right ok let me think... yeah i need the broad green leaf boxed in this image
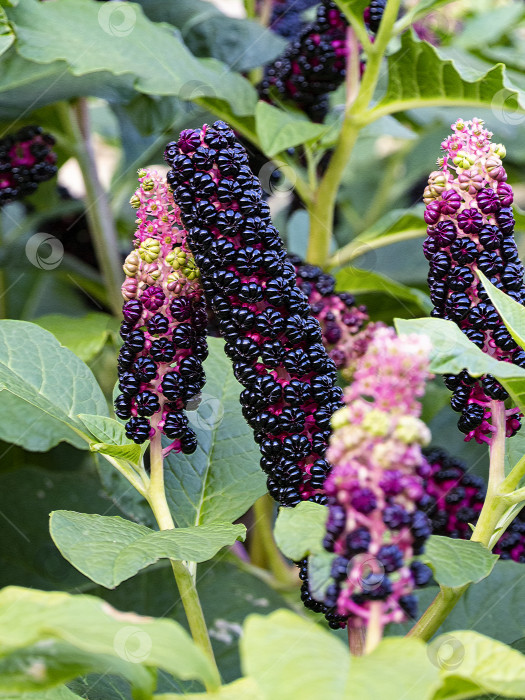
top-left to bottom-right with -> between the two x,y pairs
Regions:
366,32 -> 525,123
0,587 -> 218,692
433,631 -> 525,699
7,0 -> 256,117
349,638 -> 441,700
0,320 -> 107,451
0,49 -> 135,121
155,677 -> 263,700
423,536 -> 498,588
456,4 -> 525,50
0,687 -> 82,699
255,102 -> 328,158
476,270 -> 525,351
78,415 -> 144,465
35,313 -> 116,362
0,6 -> 14,56
242,610 -> 351,700
273,501 -> 327,560
501,377 -> 525,417
141,0 -> 286,72
97,557 -> 294,688
395,317 -> 525,380
50,511 -> 246,588
164,337 -> 266,528
336,267 -> 433,314
307,550 -> 336,602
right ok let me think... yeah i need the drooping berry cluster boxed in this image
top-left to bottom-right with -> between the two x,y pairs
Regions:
164,121 -> 342,507
266,0 -> 318,39
420,447 -> 525,563
287,254 -> 369,372
258,1 -> 353,122
304,327 -> 434,629
424,119 -> 524,443
115,169 -> 207,452
364,0 -> 387,33
0,126 -> 57,207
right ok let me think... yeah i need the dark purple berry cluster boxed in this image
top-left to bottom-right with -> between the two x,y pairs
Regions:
287,254 -> 369,370
0,126 -> 57,207
258,1 -> 351,122
266,0 -> 318,39
164,120 -> 342,507
421,447 -> 525,563
364,0 -> 387,33
424,119 -> 524,443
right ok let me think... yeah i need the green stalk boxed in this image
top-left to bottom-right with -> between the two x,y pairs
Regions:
328,227 -> 426,268
58,100 -> 124,316
250,494 -> 297,585
147,433 -> 220,690
306,0 -> 402,267
408,401 -> 508,641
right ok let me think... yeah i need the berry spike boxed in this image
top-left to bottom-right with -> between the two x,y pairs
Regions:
303,327 -> 433,629
164,121 -> 342,507
0,126 -> 57,207
424,118 -> 524,443
258,1 -> 359,122
116,169 -> 207,454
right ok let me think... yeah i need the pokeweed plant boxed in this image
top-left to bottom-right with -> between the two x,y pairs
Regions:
2,0 -> 525,698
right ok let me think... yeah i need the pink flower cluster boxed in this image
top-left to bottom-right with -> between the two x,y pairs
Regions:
115,169 -> 208,453
321,327 -> 434,629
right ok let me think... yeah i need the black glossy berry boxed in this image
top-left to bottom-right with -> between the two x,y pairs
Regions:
180,430 -> 198,454
162,372 -> 185,401
458,403 -> 485,433
170,299 -> 191,322
163,411 -> 188,439
125,416 -> 150,444
134,390 -> 160,417
450,237 -> 478,264
133,356 -> 158,381
114,394 -> 132,419
147,313 -> 169,336
126,330 -> 145,352
118,371 -> 140,397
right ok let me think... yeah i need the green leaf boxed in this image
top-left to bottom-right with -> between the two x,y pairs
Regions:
307,550 -> 336,602
366,32 -> 525,122
457,3 -> 525,50
395,317 -> 525,380
164,337 -> 266,528
7,0 -> 257,117
336,267 -> 433,315
35,313 -> 116,362
0,6 -> 14,56
155,677 -> 263,700
255,102 -> 328,158
50,511 -> 246,589
476,270 -> 525,351
78,414 -> 144,465
273,501 -> 327,560
242,610 -> 351,700
141,0 -> 286,72
0,586 -> 217,692
423,536 -> 498,588
432,631 -> 525,699
0,320 -> 107,451
0,688 -> 82,699
349,638 -> 441,700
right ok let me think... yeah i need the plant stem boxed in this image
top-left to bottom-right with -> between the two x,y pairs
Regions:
328,227 -> 427,268
408,401 -> 508,641
147,433 -> 220,690
364,602 -> 383,654
306,0 -> 402,267
244,0 -> 256,19
250,494 -> 296,585
348,627 -> 366,656
62,100 -> 123,317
